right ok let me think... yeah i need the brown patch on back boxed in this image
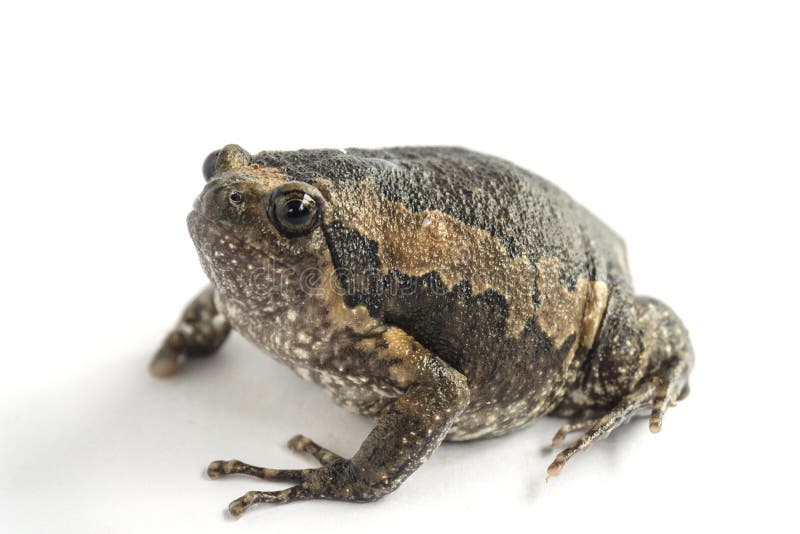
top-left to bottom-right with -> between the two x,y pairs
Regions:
535,257 -> 609,370
317,179 -> 609,346
319,179 -> 537,335
581,282 -> 609,348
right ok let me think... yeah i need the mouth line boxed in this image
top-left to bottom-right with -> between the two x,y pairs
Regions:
187,209 -> 237,239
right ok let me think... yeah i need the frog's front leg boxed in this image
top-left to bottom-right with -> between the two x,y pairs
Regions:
207,327 -> 470,516
150,285 -> 231,377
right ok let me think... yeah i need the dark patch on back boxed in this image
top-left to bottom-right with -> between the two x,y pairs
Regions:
322,220 -> 385,315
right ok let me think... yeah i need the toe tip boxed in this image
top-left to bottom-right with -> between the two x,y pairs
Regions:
149,348 -> 179,378
287,434 -> 310,451
207,460 -> 224,479
649,420 -> 662,433
547,454 -> 565,478
228,492 -> 256,518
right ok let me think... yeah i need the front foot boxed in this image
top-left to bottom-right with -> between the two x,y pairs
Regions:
228,487 -> 310,517
207,327 -> 468,516
207,434 -> 342,481
208,435 -> 379,517
150,285 -> 230,377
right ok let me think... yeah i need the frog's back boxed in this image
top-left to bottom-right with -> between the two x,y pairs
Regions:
252,146 -> 628,285
252,146 -> 629,439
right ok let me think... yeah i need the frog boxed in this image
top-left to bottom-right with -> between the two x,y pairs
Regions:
150,144 -> 693,517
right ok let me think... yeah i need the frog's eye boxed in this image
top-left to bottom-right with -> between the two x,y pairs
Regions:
268,182 -> 322,236
202,145 -> 250,181
202,150 -> 220,181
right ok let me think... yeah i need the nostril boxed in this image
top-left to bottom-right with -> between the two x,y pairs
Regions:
228,191 -> 244,206
194,182 -> 245,218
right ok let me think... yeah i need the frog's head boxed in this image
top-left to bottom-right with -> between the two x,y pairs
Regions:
188,145 -> 331,310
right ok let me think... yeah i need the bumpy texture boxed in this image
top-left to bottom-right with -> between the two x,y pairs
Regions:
152,145 -> 693,516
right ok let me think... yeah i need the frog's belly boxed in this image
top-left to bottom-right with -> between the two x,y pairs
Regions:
290,362 -> 555,442
446,397 -> 549,441
289,363 -> 403,417
230,300 -> 569,440
443,361 -> 582,441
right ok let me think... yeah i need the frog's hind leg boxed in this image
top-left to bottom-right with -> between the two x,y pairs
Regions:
547,357 -> 689,477
550,418 -> 597,447
547,296 -> 693,478
648,357 -> 691,433
547,378 -> 655,477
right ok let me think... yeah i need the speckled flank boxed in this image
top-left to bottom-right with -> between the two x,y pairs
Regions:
153,145 -> 694,515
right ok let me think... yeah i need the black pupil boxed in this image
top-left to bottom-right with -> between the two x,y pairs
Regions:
283,195 -> 313,224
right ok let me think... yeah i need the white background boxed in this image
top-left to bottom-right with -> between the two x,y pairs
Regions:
1,2 -> 798,533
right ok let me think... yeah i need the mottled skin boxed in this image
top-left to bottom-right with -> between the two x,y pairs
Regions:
151,144 -> 693,516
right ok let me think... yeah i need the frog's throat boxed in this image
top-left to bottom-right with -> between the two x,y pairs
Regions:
186,209 -> 299,289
